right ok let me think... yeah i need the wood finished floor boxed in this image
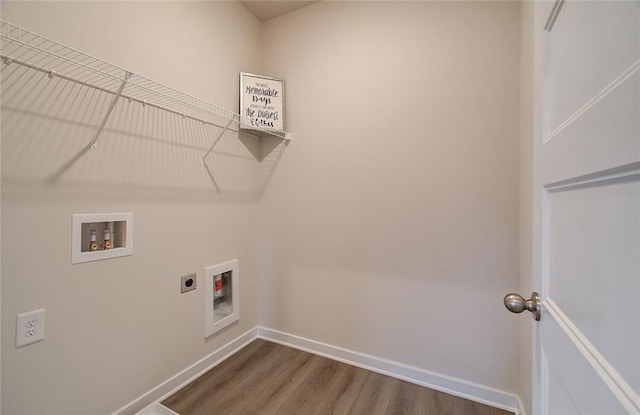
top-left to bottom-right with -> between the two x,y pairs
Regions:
163,339 -> 513,415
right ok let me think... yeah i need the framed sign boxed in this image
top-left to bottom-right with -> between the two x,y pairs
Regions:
240,72 -> 285,135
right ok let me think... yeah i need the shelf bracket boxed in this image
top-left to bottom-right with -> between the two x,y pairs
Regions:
90,71 -> 132,150
48,71 -> 132,183
201,118 -> 234,193
258,139 -> 290,196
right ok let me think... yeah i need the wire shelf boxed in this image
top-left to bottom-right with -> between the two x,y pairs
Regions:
0,20 -> 288,139
0,20 -> 290,194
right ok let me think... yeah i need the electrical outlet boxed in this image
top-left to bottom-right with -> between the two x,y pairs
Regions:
181,273 -> 197,293
16,308 -> 45,348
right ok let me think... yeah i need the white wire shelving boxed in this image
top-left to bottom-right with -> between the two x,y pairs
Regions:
0,19 -> 290,193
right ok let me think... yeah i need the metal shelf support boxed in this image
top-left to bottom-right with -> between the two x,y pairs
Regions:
202,118 -> 235,193
47,71 -> 131,183
90,71 -> 131,150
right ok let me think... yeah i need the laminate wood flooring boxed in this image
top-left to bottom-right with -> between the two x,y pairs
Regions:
162,339 -> 513,415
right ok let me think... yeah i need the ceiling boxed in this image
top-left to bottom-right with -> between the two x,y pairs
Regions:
240,1 -> 319,22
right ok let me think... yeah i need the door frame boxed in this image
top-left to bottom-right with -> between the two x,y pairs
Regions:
528,1 -> 548,413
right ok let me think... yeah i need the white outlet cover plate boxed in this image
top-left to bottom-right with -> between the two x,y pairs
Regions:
16,308 -> 45,347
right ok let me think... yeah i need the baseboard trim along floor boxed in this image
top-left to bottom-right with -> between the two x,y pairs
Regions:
256,327 -> 524,415
112,325 -> 525,415
111,327 -> 258,415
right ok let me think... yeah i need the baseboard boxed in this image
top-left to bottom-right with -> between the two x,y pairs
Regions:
516,395 -> 527,415
113,325 -> 525,415
257,326 -> 523,415
111,327 -> 258,415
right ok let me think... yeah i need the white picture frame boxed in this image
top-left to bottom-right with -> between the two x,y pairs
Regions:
239,72 -> 285,135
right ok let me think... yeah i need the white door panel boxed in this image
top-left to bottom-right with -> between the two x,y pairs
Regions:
546,353 -> 580,415
541,71 -> 639,185
533,1 -> 640,414
547,179 -> 640,395
546,1 -> 640,134
542,313 -> 633,414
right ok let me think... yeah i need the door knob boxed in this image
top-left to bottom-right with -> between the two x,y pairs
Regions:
503,292 -> 541,321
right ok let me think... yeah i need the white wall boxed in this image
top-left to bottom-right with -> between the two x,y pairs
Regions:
1,2 -> 263,414
258,1 -> 521,393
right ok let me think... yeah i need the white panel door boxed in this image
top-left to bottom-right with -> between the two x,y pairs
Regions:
533,1 -> 640,414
